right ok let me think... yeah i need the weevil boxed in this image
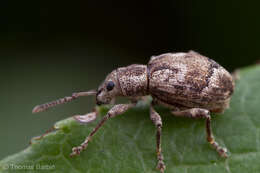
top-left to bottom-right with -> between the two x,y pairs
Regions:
32,51 -> 235,173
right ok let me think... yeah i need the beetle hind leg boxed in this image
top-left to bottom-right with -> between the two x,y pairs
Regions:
171,108 -> 228,158
150,106 -> 166,173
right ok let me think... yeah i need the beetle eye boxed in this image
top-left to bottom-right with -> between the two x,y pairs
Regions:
106,81 -> 115,91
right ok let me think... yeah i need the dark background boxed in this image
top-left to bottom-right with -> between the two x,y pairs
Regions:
1,0 -> 259,159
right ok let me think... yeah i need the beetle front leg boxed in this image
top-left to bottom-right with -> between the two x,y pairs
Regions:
73,109 -> 98,124
150,106 -> 166,173
171,108 -> 228,158
70,103 -> 135,157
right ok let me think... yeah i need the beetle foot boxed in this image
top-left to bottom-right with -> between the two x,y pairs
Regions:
156,160 -> 166,173
70,147 -> 80,157
217,147 -> 228,158
70,145 -> 85,157
70,138 -> 90,157
209,139 -> 228,158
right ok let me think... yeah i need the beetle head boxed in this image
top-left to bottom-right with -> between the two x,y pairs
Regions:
96,70 -> 122,105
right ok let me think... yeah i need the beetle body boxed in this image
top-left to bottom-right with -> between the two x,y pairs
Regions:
97,51 -> 234,113
33,51 -> 235,173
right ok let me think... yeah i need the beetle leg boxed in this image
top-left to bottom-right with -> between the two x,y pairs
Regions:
30,126 -> 56,144
73,109 -> 98,124
171,108 -> 228,158
70,103 -> 135,157
150,106 -> 166,173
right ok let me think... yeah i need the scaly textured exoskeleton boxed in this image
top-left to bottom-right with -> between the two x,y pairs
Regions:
33,51 -> 235,173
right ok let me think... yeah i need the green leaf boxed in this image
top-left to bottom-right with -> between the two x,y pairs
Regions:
1,65 -> 260,173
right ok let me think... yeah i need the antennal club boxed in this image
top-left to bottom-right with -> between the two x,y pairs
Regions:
32,90 -> 97,113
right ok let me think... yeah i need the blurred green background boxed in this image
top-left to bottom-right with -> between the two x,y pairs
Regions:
1,0 -> 260,159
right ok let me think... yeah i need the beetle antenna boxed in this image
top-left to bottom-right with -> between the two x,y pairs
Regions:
32,90 -> 97,113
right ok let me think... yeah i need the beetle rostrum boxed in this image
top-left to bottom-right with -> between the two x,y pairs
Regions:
32,51 -> 235,173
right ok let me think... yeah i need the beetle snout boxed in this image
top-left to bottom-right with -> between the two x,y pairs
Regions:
96,89 -> 109,105
96,89 -> 103,105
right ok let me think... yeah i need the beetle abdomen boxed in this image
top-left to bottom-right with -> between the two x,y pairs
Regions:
148,51 -> 234,110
